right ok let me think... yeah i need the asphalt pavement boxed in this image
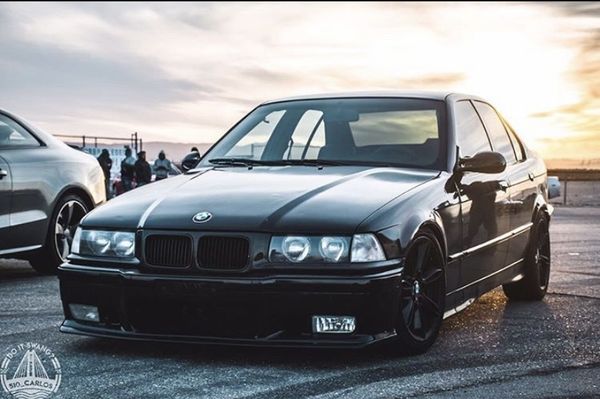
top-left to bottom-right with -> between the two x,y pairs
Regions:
1,207 -> 599,399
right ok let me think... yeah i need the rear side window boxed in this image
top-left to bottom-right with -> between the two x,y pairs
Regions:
0,114 -> 40,148
503,121 -> 525,162
473,102 -> 517,164
454,101 -> 491,157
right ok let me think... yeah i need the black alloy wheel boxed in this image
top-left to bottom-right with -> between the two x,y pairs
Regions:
503,215 -> 551,301
395,231 -> 446,354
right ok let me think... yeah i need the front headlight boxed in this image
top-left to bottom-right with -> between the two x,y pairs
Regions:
71,228 -> 135,258
269,234 -> 385,264
270,236 -> 350,263
350,233 -> 386,262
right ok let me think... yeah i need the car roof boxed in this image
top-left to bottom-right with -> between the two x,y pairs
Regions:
261,91 -> 486,104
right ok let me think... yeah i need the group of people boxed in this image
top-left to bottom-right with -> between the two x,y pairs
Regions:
96,147 -> 178,197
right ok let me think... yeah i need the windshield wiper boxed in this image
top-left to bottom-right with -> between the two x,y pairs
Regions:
208,158 -> 269,166
275,159 -> 353,166
209,158 -> 394,168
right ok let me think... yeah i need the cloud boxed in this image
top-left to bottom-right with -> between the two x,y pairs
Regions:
0,2 -> 598,159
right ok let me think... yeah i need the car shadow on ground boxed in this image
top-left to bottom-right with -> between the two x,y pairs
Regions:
0,259 -> 40,281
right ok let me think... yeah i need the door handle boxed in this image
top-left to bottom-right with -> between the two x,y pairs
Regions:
0,169 -> 7,180
498,180 -> 509,192
528,172 -> 535,181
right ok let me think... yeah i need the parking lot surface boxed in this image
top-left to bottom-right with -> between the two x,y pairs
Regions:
1,207 -> 599,398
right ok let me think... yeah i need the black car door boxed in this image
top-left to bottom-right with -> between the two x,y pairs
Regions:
472,101 -> 520,268
0,154 -> 11,251
500,121 -> 536,265
453,100 -> 512,296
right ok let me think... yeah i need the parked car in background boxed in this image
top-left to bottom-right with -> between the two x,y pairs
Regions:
0,109 -> 105,273
547,176 -> 561,199
59,92 -> 552,354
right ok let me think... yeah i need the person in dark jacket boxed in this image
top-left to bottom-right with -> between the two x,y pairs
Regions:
120,147 -> 136,192
134,151 -> 152,187
97,149 -> 113,198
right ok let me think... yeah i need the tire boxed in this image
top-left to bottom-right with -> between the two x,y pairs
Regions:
29,194 -> 89,274
394,230 -> 446,355
502,215 -> 551,301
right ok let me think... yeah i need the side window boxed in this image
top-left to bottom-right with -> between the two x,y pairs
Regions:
454,101 -> 491,157
0,114 -> 40,147
503,121 -> 525,162
473,102 -> 517,164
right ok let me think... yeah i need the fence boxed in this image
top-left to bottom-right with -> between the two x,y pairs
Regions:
548,169 -> 600,207
54,132 -> 143,152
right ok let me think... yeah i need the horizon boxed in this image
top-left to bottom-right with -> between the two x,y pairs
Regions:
1,2 -> 599,160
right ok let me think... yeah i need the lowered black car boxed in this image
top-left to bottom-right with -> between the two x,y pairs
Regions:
58,92 -> 552,353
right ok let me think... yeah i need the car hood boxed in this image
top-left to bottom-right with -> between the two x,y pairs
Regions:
82,166 -> 438,234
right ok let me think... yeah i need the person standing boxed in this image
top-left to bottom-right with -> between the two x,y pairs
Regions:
97,149 -> 113,199
153,150 -> 175,181
134,151 -> 152,187
120,147 -> 136,192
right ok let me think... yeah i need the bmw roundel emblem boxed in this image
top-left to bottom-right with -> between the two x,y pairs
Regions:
192,211 -> 212,223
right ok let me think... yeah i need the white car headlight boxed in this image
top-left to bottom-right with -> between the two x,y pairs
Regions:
72,228 -> 136,258
350,233 -> 386,262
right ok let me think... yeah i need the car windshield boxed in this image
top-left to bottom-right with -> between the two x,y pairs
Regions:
200,98 -> 447,169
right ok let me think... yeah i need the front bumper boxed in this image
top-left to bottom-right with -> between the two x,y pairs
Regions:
58,263 -> 404,348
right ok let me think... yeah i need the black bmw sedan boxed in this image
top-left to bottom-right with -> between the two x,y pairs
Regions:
58,92 -> 552,353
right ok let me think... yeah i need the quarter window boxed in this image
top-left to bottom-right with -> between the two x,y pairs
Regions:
503,121 -> 525,162
455,101 -> 491,158
473,102 -> 517,164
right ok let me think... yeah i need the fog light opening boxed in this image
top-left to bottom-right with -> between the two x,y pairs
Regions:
69,304 -> 100,323
312,315 -> 356,334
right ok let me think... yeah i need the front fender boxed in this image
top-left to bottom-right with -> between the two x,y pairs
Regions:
376,209 -> 448,260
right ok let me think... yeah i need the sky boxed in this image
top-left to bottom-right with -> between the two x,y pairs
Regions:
0,2 -> 599,160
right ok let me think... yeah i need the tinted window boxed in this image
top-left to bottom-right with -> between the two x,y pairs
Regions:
473,102 -> 516,163
349,110 -> 439,146
0,114 -> 39,147
503,121 -> 525,161
202,98 -> 446,170
455,101 -> 491,157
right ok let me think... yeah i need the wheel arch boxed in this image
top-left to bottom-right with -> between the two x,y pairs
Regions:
54,184 -> 96,212
377,209 -> 448,262
532,193 -> 552,223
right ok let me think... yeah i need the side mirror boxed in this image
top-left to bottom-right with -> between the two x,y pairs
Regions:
457,151 -> 506,174
181,151 -> 201,171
